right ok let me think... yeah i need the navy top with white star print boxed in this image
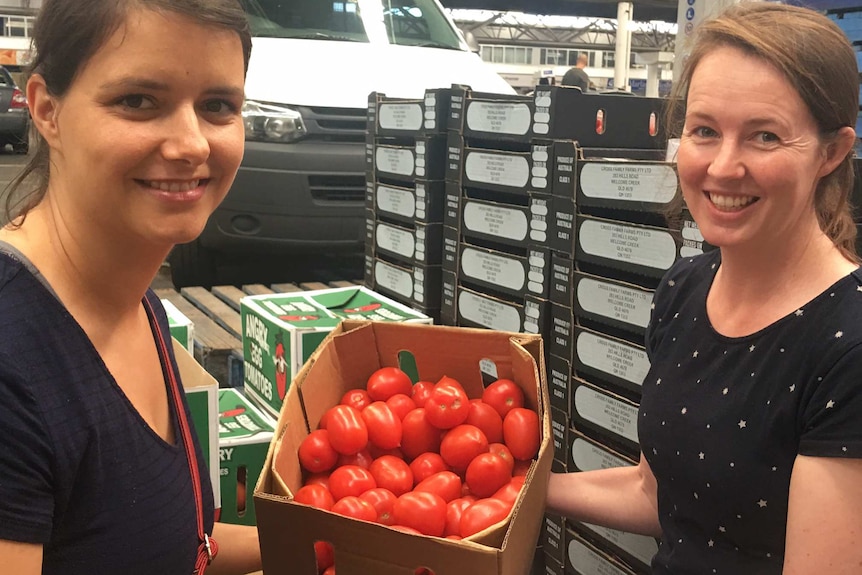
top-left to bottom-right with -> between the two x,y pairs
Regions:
639,249 -> 862,574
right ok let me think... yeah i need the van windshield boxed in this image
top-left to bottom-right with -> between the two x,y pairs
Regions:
242,0 -> 464,49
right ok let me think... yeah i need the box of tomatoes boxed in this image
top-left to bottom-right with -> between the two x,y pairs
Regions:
253,320 -> 552,575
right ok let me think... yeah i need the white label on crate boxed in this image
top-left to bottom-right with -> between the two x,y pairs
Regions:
579,219 -> 677,271
682,221 -> 704,242
374,261 -> 413,298
680,245 -> 705,258
378,103 -> 423,131
461,248 -> 526,291
376,147 -> 415,177
571,438 -> 632,472
567,538 -> 629,575
576,331 -> 649,387
479,358 -> 499,379
376,184 -> 415,219
463,202 -> 529,241
458,291 -> 521,332
574,386 -> 639,444
580,523 -> 659,566
376,223 -> 415,259
466,102 -> 531,135
464,152 -> 530,189
576,277 -> 652,329
580,163 -> 678,203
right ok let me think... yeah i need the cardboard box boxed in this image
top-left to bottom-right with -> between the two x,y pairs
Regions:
447,85 -> 534,143
542,512 -> 568,568
572,521 -> 657,575
457,241 -> 552,300
446,134 -> 553,196
570,378 -> 640,461
551,406 -> 570,465
374,135 -> 447,183
455,283 -> 549,336
548,353 -> 572,416
370,179 -> 446,225
370,257 -> 443,311
241,287 -> 432,418
218,388 -> 275,526
255,320 -> 552,575
565,529 -> 640,575
573,272 -> 654,340
572,326 -> 650,402
459,193 -> 552,250
567,429 -> 637,473
367,88 -> 453,136
163,298 -> 194,353
174,338 -> 220,511
373,220 -> 444,266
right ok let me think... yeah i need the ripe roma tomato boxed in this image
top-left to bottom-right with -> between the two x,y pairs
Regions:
503,408 -> 541,461
341,388 -> 372,411
328,465 -> 377,501
481,379 -> 525,419
439,424 -> 489,471
435,375 -> 466,394
325,405 -> 368,455
303,472 -> 330,490
359,487 -> 398,525
410,381 -> 435,408
400,408 -> 443,460
512,459 -> 532,477
459,498 -> 512,538
362,402 -> 403,450
331,495 -> 377,522
444,498 -> 474,537
385,393 -> 416,421
424,383 -> 470,430
465,453 -> 512,498
293,484 -> 334,511
366,367 -> 413,401
314,540 -> 334,571
322,567 -> 335,575
393,491 -> 447,537
368,455 -> 413,496
414,471 -> 462,503
298,429 -> 338,474
465,400 -> 503,444
487,443 -> 515,473
409,452 -> 450,485
492,476 -> 526,506
336,448 -> 374,470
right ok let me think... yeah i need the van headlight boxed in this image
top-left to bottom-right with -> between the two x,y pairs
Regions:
242,101 -> 307,142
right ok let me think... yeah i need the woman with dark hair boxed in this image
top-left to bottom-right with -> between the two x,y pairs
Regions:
0,1 -> 261,573
547,3 -> 862,573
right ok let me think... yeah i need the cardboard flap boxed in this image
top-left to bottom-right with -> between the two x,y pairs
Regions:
172,338 -> 216,390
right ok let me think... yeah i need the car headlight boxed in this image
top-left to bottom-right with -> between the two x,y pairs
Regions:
242,101 -> 307,143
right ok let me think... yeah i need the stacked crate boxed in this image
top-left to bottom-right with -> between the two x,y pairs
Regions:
440,85 -> 552,343
532,86 -> 714,575
364,89 -> 453,322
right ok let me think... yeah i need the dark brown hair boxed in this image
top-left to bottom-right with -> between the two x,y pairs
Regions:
2,0 -> 252,226
666,2 -> 859,261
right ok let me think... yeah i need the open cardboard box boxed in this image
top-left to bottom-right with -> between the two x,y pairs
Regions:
254,320 -> 552,575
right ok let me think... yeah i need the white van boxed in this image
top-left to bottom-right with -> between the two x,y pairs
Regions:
169,0 -> 514,287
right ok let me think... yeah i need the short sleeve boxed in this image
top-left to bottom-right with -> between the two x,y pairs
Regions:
799,343 -> 862,458
0,354 -> 55,543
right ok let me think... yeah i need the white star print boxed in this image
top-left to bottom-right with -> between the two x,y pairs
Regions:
757,499 -> 767,508
699,452 -> 705,459
771,467 -> 777,471
669,280 -> 676,287
651,302 -> 655,309
842,446 -> 848,452
749,345 -> 756,352
656,378 -> 661,385
730,462 -> 735,467
694,492 -> 698,499
693,350 -> 699,357
795,309 -> 804,316
780,348 -> 785,353
708,539 -> 714,547
681,407 -> 687,414
722,388 -> 728,395
830,292 -> 835,297
857,286 -> 862,292
711,263 -> 716,269
738,420 -> 746,429
719,526 -> 726,532
835,331 -> 844,338
826,400 -> 835,409
653,447 -> 657,455
789,384 -> 796,392
674,312 -> 679,319
751,372 -> 755,377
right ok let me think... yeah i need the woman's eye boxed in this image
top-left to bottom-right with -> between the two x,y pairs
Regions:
117,94 -> 154,110
203,100 -> 237,114
691,126 -> 717,138
757,131 -> 779,143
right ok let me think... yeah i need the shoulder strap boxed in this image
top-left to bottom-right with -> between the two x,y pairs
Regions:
143,296 -> 219,573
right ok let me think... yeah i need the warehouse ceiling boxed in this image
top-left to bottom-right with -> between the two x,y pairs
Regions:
440,0 -> 679,22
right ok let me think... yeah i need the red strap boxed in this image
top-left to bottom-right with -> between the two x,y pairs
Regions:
144,297 -> 218,573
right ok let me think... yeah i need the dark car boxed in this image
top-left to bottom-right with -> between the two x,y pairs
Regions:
0,66 -> 29,154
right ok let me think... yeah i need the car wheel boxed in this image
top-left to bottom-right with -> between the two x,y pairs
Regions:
167,239 -> 219,289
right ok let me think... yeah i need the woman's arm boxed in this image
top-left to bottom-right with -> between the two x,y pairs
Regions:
208,522 -> 262,575
0,540 -> 41,575
545,453 -> 661,537
783,455 -> 862,574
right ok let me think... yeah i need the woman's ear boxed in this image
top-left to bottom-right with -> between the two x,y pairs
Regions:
818,126 -> 856,178
26,73 -> 61,149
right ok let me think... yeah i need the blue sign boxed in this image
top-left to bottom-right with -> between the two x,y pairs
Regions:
686,7 -> 695,20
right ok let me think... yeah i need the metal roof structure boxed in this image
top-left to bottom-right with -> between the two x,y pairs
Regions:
440,0 -> 679,23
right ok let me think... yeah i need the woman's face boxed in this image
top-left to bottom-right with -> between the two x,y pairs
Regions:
677,46 -> 831,254
36,8 -> 246,250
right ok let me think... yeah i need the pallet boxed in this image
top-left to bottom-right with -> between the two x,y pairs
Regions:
155,280 -> 361,388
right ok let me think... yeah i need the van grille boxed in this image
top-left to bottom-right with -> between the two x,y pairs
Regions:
299,105 -> 367,140
308,175 -> 365,203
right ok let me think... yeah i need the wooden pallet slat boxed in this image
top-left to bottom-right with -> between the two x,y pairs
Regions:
298,281 -> 330,291
242,284 -> 274,296
211,285 -> 248,312
328,280 -> 359,288
268,282 -> 303,293
180,286 -> 243,340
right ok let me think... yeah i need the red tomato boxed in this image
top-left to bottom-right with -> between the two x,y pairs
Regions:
465,453 -> 512,498
409,452 -> 450,485
368,455 -> 414,496
400,408 -> 443,461
439,424 -> 489,471
436,375 -> 466,394
341,388 -> 372,411
411,381 -> 435,408
512,459 -> 532,477
336,448 -> 373,470
366,367 -> 413,401
298,429 -> 339,474
465,400 -> 504,444
362,402 -> 403,450
488,443 -> 515,473
503,408 -> 541,461
425,384 -> 470,430
393,491 -> 447,537
328,465 -> 377,501
459,498 -> 512,538
359,487 -> 398,525
322,567 -> 335,575
367,444 -> 404,460
293,484 -> 335,511
304,472 -> 330,490
325,405 -> 369,455
385,393 -> 416,421
481,379 -> 525,419
492,476 -> 526,506
390,525 -> 423,535
314,540 -> 334,571
444,498 -> 474,537
331,495 -> 377,522
414,471 -> 462,503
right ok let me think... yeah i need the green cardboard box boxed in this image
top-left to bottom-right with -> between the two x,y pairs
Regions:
163,298 -> 195,353
241,286 -> 432,418
218,388 -> 275,525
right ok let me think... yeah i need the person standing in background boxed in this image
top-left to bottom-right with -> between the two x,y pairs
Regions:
562,52 -> 590,91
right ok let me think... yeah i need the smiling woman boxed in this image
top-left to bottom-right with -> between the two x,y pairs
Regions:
0,1 -> 262,575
